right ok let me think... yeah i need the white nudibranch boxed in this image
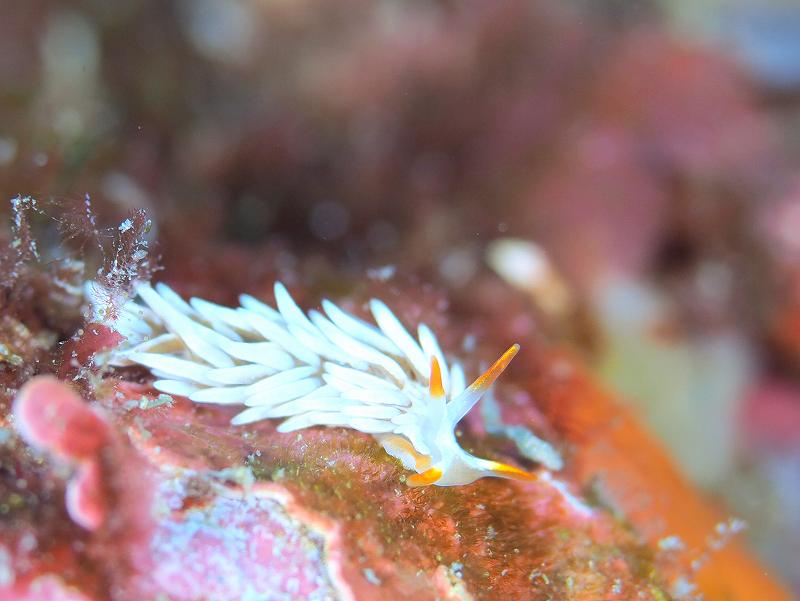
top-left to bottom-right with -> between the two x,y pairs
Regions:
106,281 -> 547,486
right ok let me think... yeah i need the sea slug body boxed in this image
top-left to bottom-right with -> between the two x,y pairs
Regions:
101,281 -> 555,486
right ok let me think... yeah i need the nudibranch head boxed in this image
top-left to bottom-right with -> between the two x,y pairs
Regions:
101,280 -> 549,486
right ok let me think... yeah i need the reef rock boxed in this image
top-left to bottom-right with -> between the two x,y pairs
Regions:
0,280 -> 792,601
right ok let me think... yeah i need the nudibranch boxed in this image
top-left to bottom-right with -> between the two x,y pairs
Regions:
103,281 -> 546,486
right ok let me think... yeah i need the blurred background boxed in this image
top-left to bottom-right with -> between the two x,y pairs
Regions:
1,0 -> 800,595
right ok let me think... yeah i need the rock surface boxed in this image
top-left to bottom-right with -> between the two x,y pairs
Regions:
0,285 -> 793,600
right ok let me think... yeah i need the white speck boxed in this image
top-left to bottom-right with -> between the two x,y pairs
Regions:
671,577 -> 697,599
19,533 -> 37,552
708,517 -> 747,550
439,247 -> 477,287
367,265 -> 396,282
0,138 -> 17,166
539,471 -> 593,517
657,535 -> 685,552
486,238 -> 572,315
0,547 -> 13,587
462,334 -> 476,353
362,568 -> 381,585
103,172 -> 152,212
181,0 -> 255,64
118,218 -> 133,233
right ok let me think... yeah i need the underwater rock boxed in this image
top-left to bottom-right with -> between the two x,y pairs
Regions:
13,376 -> 110,462
5,376 -> 155,598
58,324 -> 125,381
1,281 -> 793,600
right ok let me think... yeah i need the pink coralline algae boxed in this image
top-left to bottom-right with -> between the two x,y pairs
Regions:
58,324 -> 125,382
137,480 -> 343,600
0,368 -> 676,601
113,382 -> 660,601
0,283 -> 792,600
65,459 -> 105,531
4,376 -> 154,598
13,376 -> 110,463
0,576 -> 95,601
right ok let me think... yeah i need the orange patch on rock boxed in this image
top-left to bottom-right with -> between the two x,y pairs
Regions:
528,348 -> 794,601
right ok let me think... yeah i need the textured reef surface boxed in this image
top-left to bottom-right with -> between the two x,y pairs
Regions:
0,273 -> 792,600
2,0 -> 800,597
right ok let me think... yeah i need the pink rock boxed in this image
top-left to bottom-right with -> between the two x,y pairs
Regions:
13,376 -> 110,461
65,460 -> 106,531
0,576 -> 95,601
58,324 -> 125,380
135,482 -> 342,600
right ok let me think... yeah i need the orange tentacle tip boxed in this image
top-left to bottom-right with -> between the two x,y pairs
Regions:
429,356 -> 445,398
406,467 -> 443,487
470,343 -> 520,392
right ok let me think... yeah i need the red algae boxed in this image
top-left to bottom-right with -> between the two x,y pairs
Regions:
13,376 -> 110,462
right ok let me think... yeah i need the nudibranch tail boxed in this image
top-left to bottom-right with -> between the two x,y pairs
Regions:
487,461 -> 539,482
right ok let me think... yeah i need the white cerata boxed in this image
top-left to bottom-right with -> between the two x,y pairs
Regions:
102,280 -> 543,486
